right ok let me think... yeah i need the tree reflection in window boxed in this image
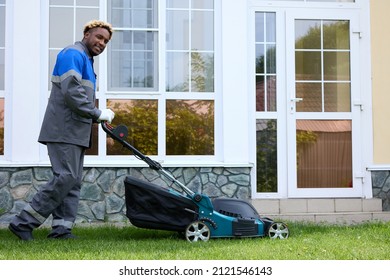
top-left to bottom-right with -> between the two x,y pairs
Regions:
256,119 -> 277,192
107,99 -> 158,155
166,52 -> 214,92
166,100 -> 214,155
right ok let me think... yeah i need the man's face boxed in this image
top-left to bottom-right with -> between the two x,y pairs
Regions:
83,27 -> 111,56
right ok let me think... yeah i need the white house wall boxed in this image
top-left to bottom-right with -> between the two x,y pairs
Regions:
4,0 -> 42,164
221,0 -> 251,166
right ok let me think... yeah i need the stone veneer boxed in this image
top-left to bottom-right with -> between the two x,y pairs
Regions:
1,167 -> 389,226
371,170 -> 390,211
0,167 -> 251,225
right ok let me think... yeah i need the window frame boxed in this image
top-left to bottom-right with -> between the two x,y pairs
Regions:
0,0 -> 6,157
100,0 -> 221,164
42,0 -> 222,165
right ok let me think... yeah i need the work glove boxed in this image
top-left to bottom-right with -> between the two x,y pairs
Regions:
97,109 -> 115,123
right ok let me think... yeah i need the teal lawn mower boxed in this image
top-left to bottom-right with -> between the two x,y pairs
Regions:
102,122 -> 289,242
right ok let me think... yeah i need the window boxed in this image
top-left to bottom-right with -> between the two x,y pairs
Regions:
0,0 -> 5,155
106,0 -> 216,157
166,99 -> 214,155
255,12 -> 276,112
47,0 -> 217,158
165,0 -> 215,155
108,0 -> 158,90
166,0 -> 214,92
106,99 -> 158,155
255,12 -> 277,192
48,0 -> 100,89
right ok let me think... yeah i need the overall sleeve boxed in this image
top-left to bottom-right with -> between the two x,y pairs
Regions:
54,48 -> 101,120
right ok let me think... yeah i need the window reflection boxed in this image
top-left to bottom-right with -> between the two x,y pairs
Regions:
107,99 -> 158,155
166,1 -> 214,93
255,12 -> 277,112
108,0 -> 158,90
191,10 -> 214,51
295,20 -> 321,49
191,52 -> 214,92
296,82 -> 322,112
256,119 -> 277,192
324,83 -> 351,112
295,51 -> 321,80
323,51 -> 350,81
166,52 -> 189,92
111,0 -> 157,28
166,100 -> 214,155
167,0 -> 188,8
48,1 -> 99,90
167,10 -> 190,50
109,30 -> 157,89
323,20 -> 350,49
49,8 -> 73,48
295,19 -> 351,113
296,120 -> 352,188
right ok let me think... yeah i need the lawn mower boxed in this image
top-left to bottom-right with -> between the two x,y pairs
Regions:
102,122 -> 289,242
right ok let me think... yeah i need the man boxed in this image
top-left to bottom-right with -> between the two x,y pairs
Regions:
8,20 -> 115,240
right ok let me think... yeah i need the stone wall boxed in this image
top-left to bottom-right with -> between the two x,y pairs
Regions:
1,168 -> 389,226
0,166 -> 251,225
371,170 -> 390,211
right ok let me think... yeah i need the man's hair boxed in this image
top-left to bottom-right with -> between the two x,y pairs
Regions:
83,20 -> 113,39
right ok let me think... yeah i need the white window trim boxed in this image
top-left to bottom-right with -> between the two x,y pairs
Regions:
34,0 -> 236,168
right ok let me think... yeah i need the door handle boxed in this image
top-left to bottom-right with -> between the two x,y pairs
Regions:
291,97 -> 303,103
290,98 -> 303,113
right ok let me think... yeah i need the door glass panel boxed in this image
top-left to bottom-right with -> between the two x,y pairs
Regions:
295,51 -> 322,80
295,19 -> 352,189
323,20 -> 350,49
257,119 -> 277,192
255,12 -> 276,112
324,82 -> 351,112
295,19 -> 351,113
296,120 -> 352,188
295,20 -> 321,49
323,51 -> 350,80
255,12 -> 277,194
296,82 -> 322,112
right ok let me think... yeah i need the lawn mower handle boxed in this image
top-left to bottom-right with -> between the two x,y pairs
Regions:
101,121 -> 195,196
101,121 -> 162,171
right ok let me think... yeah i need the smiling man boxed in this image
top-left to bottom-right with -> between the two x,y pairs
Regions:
8,20 -> 115,241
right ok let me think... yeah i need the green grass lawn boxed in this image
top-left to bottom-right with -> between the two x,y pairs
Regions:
1,221 -> 390,260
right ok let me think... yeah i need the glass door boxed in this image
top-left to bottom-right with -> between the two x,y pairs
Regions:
286,9 -> 363,197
